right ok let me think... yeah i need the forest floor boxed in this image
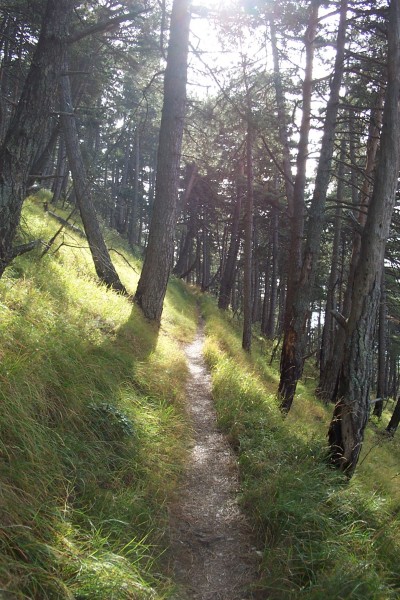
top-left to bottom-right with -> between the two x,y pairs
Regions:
167,319 -> 262,599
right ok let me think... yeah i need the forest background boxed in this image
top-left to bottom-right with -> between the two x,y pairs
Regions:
1,0 -> 400,597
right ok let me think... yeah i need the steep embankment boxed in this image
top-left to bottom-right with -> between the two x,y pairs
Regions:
0,194 -> 197,598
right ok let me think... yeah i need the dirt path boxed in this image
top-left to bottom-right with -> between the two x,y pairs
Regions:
168,320 -> 260,599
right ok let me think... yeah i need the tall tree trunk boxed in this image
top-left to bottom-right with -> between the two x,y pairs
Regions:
0,0 -> 72,277
135,0 -> 191,323
318,90 -> 385,401
242,123 -> 254,352
59,51 -> 126,293
277,0 -> 319,404
279,0 -> 348,412
328,0 -> 400,475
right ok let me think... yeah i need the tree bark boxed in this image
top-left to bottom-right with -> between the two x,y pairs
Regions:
328,0 -> 400,475
0,0 -> 72,277
135,0 -> 191,323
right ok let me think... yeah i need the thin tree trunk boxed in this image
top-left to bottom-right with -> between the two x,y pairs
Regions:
218,160 -> 244,309
328,0 -> 400,475
135,0 -> 191,323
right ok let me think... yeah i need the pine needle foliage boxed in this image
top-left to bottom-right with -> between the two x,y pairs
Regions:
0,195 -> 197,599
200,295 -> 400,599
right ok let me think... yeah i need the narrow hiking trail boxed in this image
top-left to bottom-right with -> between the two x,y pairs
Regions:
168,320 -> 261,599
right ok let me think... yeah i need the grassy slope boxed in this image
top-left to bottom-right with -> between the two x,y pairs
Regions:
200,295 -> 400,600
0,194 -> 197,598
1,195 -> 400,599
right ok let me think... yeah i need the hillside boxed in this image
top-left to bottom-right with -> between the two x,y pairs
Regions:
1,196 -> 400,599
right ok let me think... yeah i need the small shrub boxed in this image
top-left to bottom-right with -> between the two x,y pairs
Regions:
88,402 -> 135,441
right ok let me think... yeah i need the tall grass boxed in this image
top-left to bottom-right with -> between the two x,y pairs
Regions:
0,195 -> 197,598
200,295 -> 400,599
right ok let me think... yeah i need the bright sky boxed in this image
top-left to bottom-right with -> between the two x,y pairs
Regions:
187,0 -> 267,98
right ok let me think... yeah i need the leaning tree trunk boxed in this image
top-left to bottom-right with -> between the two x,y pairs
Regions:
328,0 -> 400,475
59,50 -> 126,293
135,0 -> 191,323
0,0 -> 73,277
279,0 -> 348,412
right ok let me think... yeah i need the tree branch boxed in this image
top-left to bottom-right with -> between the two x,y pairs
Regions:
331,309 -> 347,329
68,9 -> 150,44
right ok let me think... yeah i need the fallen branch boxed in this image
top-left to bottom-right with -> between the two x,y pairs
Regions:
10,240 -> 43,259
47,210 -> 85,236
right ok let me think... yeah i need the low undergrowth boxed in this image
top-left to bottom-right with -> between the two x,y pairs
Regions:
0,195 -> 197,598
200,295 -> 400,599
